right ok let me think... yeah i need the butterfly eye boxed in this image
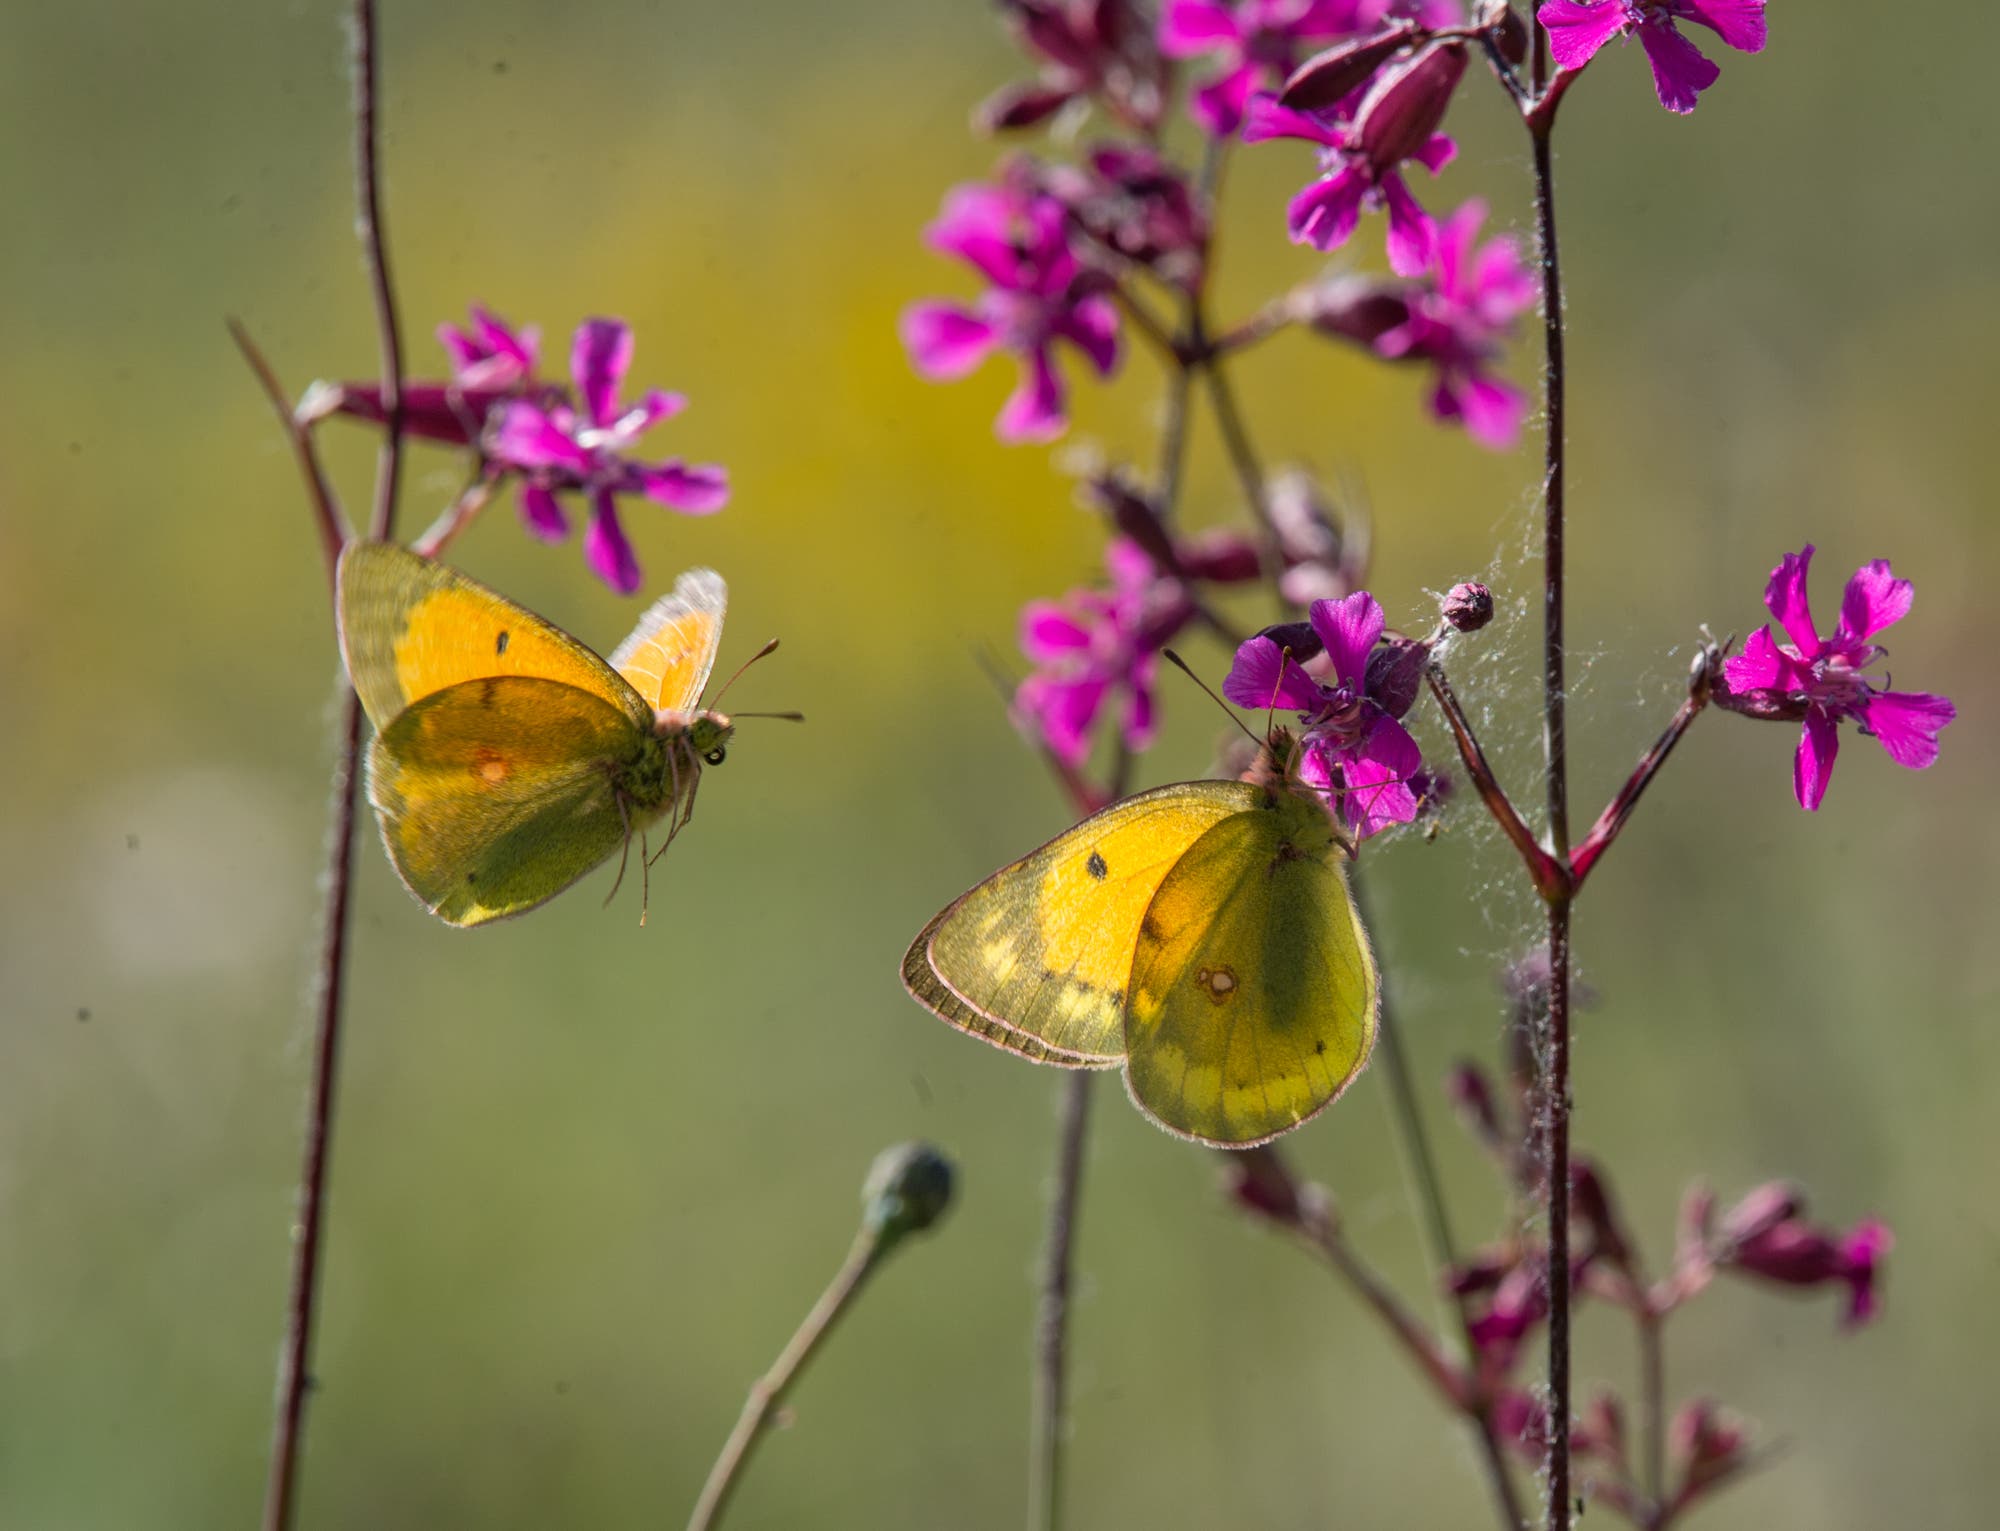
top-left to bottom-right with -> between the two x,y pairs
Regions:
703,746 -> 728,767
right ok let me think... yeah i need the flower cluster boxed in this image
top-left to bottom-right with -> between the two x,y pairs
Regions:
1539,0 -> 1767,115
299,306 -> 728,593
1222,592 -> 1428,839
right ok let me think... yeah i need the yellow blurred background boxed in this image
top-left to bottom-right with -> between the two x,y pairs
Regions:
2,3 -> 1994,1527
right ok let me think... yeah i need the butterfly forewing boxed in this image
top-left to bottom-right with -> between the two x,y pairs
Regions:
366,675 -> 652,926
915,782 -> 1257,1064
606,568 -> 727,710
902,906 -> 1108,1068
1123,792 -> 1378,1146
337,541 -> 652,732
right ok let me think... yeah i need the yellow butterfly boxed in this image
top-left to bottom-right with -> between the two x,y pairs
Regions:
336,541 -> 768,927
903,733 -> 1379,1147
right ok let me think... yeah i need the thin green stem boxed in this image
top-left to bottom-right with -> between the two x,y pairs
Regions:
1029,1074 -> 1093,1531
688,1232 -> 887,1531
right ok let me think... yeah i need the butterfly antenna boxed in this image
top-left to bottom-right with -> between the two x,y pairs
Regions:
1161,648 -> 1261,748
730,710 -> 806,722
639,826 -> 652,927
708,637 -> 782,710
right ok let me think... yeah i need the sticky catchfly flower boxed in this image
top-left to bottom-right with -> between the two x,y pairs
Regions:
1016,539 -> 1194,765
1243,40 -> 1464,276
902,173 -> 1122,444
491,319 -> 728,595
1718,545 -> 1955,811
1223,592 -> 1425,838
1158,1 -> 1376,136
296,303 -> 542,447
1537,0 -> 1767,115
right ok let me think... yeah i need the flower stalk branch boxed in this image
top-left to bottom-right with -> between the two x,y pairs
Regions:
262,6 -> 404,1528
1570,646 -> 1719,887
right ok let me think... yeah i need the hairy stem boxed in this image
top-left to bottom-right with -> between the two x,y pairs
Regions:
688,1231 -> 886,1531
262,6 -> 403,1526
227,320 -> 347,568
1029,1073 -> 1092,1531
1355,879 -> 1527,1531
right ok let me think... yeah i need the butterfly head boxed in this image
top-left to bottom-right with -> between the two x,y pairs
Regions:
657,707 -> 736,767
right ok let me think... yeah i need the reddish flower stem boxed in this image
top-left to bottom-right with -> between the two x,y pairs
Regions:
262,6 -> 404,1528
227,319 -> 348,577
1424,663 -> 1569,901
1570,655 -> 1715,888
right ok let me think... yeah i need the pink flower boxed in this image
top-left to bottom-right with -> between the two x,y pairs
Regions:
1016,539 -> 1194,765
979,1 -> 1164,133
1538,0 -> 1767,115
1242,40 -> 1464,276
1719,545 -> 1955,810
1222,592 -> 1425,838
902,173 -> 1122,443
491,319 -> 728,594
1158,0 -> 1375,136
296,303 -> 542,446
1371,200 -> 1535,448
1709,1182 -> 1894,1329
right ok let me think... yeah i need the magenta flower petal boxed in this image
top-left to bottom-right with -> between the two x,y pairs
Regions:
1158,1 -> 1242,53
1243,94 -> 1346,148
1342,716 -> 1424,837
1123,653 -> 1160,752
902,302 -> 1002,379
1763,545 -> 1821,653
1451,371 -> 1528,450
609,388 -> 688,443
1637,17 -> 1721,113
494,402 -> 596,475
584,491 -> 643,595
1794,708 -> 1840,811
1061,295 -> 1123,377
1380,172 -> 1437,276
1021,602 -> 1095,659
1684,0 -> 1767,53
1721,625 -> 1788,691
1289,168 -> 1367,250
1862,691 -> 1956,771
998,349 -> 1068,443
630,461 -> 729,514
1834,559 -> 1914,647
518,482 -> 569,541
1224,636 -> 1329,713
1017,673 -> 1109,766
1310,592 -> 1386,684
572,319 -> 634,428
925,185 -> 1023,288
1538,0 -> 1630,70
1411,132 -> 1457,176
1839,1220 -> 1892,1328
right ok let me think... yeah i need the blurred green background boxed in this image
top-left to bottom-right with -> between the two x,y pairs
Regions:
3,2 -> 1994,1527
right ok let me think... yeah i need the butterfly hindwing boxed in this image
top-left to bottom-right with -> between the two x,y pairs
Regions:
365,675 -> 650,926
914,782 -> 1258,1065
337,541 -> 652,732
1123,789 -> 1378,1146
607,567 -> 727,710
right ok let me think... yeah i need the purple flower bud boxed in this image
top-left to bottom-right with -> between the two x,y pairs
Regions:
1223,1143 -> 1305,1227
1447,1061 -> 1506,1151
1443,580 -> 1495,631
1280,24 -> 1423,113
1175,529 -> 1263,584
1481,2 -> 1530,66
1363,633 -> 1430,720
1571,1156 -> 1634,1273
1714,1185 -> 1893,1329
1582,1389 -> 1629,1476
1357,43 -> 1466,174
1717,1180 -> 1804,1246
1266,468 -> 1365,607
1669,1399 -> 1750,1503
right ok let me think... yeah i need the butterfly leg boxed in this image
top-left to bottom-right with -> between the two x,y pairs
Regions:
604,790 -> 636,908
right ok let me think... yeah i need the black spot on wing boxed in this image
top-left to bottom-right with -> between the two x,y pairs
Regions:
496,630 -> 511,655
1086,850 -> 1108,880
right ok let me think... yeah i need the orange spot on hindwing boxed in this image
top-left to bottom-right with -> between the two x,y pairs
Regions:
473,747 -> 510,785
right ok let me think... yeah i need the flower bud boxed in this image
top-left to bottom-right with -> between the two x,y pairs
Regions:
1670,1399 -> 1750,1500
862,1141 -> 955,1247
1717,1180 -> 1803,1246
1442,580 -> 1495,632
1479,3 -> 1530,67
1570,1156 -> 1634,1273
1364,634 -> 1430,720
1357,43 -> 1467,173
1446,1061 -> 1506,1150
1280,25 -> 1422,113
1223,1143 -> 1304,1226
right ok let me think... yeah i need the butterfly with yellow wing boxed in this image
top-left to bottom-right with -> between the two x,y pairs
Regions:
903,730 -> 1379,1147
336,541 -> 787,927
